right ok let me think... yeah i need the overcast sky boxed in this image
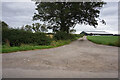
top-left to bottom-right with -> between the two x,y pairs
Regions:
1,1 -> 118,34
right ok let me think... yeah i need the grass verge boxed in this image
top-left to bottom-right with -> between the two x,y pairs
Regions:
87,36 -> 120,47
2,40 -> 74,53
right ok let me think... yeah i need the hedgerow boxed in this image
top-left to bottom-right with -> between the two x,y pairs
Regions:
2,29 -> 52,46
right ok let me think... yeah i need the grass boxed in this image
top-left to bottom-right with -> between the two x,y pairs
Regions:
2,34 -> 83,53
87,36 -> 120,47
2,40 -> 74,53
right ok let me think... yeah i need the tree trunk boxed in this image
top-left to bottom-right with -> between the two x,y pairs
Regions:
60,19 -> 66,32
60,24 -> 69,33
66,27 -> 69,33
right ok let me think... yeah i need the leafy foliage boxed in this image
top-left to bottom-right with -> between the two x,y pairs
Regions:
54,31 -> 75,40
2,40 -> 72,53
2,29 -> 52,46
33,2 -> 106,33
21,23 -> 48,33
74,34 -> 84,38
32,23 -> 41,32
24,25 -> 33,32
70,29 -> 76,34
41,24 -> 48,32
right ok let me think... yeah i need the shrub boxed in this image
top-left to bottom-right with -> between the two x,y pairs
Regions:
2,29 -> 52,46
33,32 -> 52,45
53,31 -> 75,40
73,34 -> 84,38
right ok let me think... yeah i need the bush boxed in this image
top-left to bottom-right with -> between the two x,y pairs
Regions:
73,34 -> 84,38
33,32 -> 52,45
53,31 -> 75,40
2,29 -> 52,46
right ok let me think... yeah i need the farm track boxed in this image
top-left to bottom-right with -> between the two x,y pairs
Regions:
2,36 -> 118,78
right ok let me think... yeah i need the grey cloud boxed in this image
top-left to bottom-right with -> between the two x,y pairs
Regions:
1,2 -> 118,34
2,2 -> 35,28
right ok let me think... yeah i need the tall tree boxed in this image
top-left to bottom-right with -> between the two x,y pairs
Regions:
32,23 -> 41,32
33,2 -> 106,33
41,24 -> 48,32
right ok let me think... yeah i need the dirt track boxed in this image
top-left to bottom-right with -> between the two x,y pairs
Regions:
2,37 -> 118,78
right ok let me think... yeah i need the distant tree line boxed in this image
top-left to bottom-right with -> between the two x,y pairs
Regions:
21,23 -> 48,33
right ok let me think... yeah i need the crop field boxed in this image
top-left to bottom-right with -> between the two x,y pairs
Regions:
87,36 -> 120,47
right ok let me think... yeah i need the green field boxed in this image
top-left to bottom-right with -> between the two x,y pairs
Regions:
87,36 -> 120,47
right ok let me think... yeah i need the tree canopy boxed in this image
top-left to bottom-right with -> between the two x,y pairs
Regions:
33,2 -> 106,33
